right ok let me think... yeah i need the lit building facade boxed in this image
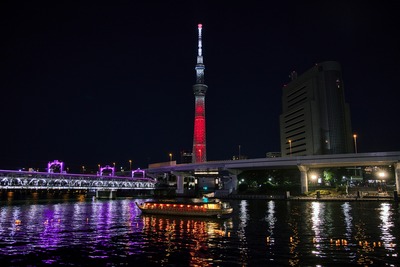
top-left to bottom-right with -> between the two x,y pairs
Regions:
279,61 -> 353,157
192,24 -> 208,163
180,150 -> 193,164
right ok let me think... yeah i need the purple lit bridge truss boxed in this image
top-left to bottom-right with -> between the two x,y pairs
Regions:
0,169 -> 156,191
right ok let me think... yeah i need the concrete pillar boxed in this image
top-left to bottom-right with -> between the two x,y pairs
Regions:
230,175 -> 238,192
297,165 -> 309,194
95,190 -> 116,199
172,171 -> 190,195
226,169 -> 242,193
395,162 -> 400,193
110,190 -> 116,199
176,175 -> 184,195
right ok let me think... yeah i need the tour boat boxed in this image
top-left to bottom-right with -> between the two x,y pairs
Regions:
135,199 -> 233,217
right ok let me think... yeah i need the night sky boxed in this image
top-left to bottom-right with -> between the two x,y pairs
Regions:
1,1 -> 399,172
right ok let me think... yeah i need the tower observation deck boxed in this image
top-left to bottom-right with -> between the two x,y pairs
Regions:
192,23 -> 208,163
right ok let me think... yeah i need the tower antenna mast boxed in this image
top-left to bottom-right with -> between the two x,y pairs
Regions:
195,24 -> 205,84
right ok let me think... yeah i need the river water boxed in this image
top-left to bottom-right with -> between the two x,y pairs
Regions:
0,197 -> 398,266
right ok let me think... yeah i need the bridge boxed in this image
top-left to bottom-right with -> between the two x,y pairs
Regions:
0,167 -> 156,199
146,151 -> 400,194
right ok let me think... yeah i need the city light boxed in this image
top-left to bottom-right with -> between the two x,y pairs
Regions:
378,171 -> 386,180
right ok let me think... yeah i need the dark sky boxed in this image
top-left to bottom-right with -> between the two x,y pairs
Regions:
1,1 -> 399,172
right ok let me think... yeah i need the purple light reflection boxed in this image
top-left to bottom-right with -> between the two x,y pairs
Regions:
0,199 -> 146,262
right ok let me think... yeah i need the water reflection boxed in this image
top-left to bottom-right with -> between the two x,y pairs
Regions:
311,202 -> 323,241
287,202 -> 300,266
310,201 -> 327,258
40,205 -> 61,250
379,203 -> 397,254
237,200 -> 249,265
141,214 -> 232,266
0,198 -> 399,266
341,202 -> 353,240
265,200 -> 276,239
264,200 -> 283,264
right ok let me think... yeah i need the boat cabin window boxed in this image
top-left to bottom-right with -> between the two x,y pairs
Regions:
205,203 -> 220,209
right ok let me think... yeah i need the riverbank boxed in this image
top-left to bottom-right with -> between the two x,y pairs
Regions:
287,195 -> 394,201
217,194 -> 396,202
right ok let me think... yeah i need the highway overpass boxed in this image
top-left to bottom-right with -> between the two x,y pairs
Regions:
147,151 -> 400,194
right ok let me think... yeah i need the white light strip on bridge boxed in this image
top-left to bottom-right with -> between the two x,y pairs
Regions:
194,171 -> 219,175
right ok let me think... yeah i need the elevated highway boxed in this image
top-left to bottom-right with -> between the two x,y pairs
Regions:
147,151 -> 400,194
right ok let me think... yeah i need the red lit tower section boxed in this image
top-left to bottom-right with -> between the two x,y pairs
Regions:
192,24 -> 208,163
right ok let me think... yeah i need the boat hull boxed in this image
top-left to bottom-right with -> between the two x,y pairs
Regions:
135,201 -> 233,217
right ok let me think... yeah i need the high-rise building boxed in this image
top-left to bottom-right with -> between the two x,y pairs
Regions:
192,24 -> 208,163
180,150 -> 193,164
279,61 -> 353,157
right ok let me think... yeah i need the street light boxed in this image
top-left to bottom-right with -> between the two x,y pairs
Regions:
288,140 -> 292,156
129,160 -> 132,171
353,134 -> 358,153
198,149 -> 202,161
377,171 -> 386,192
352,134 -> 359,178
378,171 -> 386,179
169,153 -> 172,161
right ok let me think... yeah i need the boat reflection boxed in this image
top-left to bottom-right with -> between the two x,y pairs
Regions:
140,214 -> 233,266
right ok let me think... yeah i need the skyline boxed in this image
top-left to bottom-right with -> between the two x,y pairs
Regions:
1,1 -> 399,171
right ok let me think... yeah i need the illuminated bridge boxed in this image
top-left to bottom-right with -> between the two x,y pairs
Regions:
0,164 -> 156,199
0,170 -> 155,190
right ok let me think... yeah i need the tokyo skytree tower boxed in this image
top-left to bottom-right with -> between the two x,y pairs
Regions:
192,23 -> 208,163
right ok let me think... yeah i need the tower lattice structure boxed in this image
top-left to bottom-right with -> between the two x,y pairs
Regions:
192,24 -> 208,163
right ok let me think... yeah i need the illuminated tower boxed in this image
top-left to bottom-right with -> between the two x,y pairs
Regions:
192,23 -> 208,163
